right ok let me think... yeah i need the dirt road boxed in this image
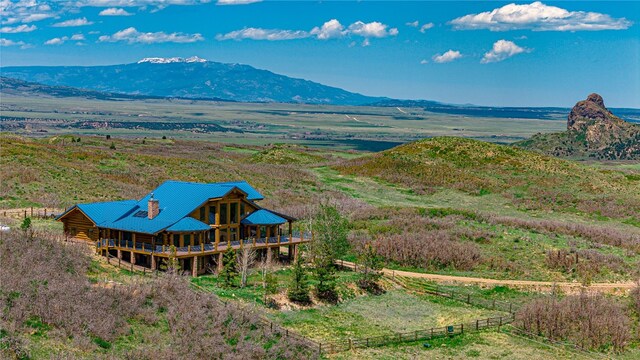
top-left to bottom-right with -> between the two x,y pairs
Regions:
337,260 -> 636,294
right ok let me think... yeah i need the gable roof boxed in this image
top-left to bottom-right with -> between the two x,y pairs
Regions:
241,209 -> 287,226
58,180 -> 266,235
56,200 -> 138,225
166,217 -> 211,232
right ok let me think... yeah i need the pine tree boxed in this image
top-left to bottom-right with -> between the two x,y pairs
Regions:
287,255 -> 310,304
357,243 -> 384,294
220,248 -> 238,288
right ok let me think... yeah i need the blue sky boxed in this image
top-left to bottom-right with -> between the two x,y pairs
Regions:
1,1 -> 638,107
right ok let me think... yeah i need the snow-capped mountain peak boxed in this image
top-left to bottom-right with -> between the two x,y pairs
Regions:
137,56 -> 207,64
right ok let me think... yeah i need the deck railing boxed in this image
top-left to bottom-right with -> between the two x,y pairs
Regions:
96,232 -> 312,255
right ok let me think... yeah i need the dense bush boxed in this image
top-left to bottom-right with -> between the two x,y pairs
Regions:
545,249 -> 627,278
0,231 -> 316,359
516,293 -> 631,352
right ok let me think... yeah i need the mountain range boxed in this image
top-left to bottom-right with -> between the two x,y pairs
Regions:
1,57 -> 382,106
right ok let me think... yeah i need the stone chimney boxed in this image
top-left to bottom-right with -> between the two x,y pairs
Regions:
148,193 -> 159,220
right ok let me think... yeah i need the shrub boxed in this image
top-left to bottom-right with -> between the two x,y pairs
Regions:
517,293 -> 631,351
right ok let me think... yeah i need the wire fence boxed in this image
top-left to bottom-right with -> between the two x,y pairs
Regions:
319,314 -> 514,353
392,275 -> 519,314
1,207 -> 63,220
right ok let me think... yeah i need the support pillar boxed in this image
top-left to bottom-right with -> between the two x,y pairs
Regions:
117,249 -> 122,259
217,252 -> 223,273
131,251 -> 136,265
192,256 -> 198,277
266,247 -> 272,263
151,255 -> 157,271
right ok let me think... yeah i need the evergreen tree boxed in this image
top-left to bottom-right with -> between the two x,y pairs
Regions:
357,243 -> 384,294
220,248 -> 238,287
287,255 -> 310,304
308,204 -> 349,302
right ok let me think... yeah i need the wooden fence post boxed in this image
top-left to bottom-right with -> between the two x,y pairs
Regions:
467,294 -> 471,304
348,338 -> 352,350
492,299 -> 496,309
461,324 -> 464,334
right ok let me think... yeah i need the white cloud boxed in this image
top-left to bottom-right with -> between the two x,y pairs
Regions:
0,38 -> 25,47
406,20 -> 419,27
52,17 -> 93,27
310,19 -> 345,40
432,49 -> 462,63
450,1 -> 632,31
43,34 -> 84,45
99,8 -> 133,16
0,24 -> 37,33
45,37 -> 66,45
217,0 -> 261,5
76,0 -> 210,6
0,0 -> 55,24
420,23 -> 434,33
215,28 -> 308,41
216,19 -> 398,45
98,27 -> 204,43
420,59 -> 428,64
361,38 -> 370,47
481,40 -> 527,63
348,21 -> 398,38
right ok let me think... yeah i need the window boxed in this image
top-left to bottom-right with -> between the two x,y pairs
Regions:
173,234 -> 180,247
240,203 -> 245,217
230,202 -> 238,224
199,206 -> 205,221
220,231 -> 228,244
230,227 -> 237,241
209,231 -> 215,243
209,206 -> 216,224
184,234 -> 191,246
220,203 -> 228,225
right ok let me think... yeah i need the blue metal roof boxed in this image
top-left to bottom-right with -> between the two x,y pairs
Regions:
241,209 -> 287,225
59,180 -> 267,234
166,217 -> 211,232
56,200 -> 137,225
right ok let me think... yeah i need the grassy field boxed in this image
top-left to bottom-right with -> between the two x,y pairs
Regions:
1,93 -> 567,151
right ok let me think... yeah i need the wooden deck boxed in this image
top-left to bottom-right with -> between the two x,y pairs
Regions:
96,233 -> 310,258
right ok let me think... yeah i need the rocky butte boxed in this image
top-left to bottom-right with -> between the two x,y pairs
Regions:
516,93 -> 640,160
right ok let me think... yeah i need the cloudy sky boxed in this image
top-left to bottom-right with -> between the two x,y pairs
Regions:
1,1 -> 638,107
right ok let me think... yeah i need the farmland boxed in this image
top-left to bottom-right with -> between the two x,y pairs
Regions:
0,93 -> 567,151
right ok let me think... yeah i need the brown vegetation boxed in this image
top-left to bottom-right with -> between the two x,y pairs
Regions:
516,293 -> 632,351
0,230 -> 316,359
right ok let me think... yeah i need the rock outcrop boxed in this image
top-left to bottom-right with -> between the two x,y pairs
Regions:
516,94 -> 640,160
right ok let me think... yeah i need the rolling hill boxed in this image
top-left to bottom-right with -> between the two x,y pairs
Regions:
1,57 -> 382,105
334,136 -> 640,220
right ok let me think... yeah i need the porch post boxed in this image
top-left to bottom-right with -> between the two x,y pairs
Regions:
289,221 -> 293,243
151,255 -> 157,270
217,252 -> 223,272
192,256 -> 198,277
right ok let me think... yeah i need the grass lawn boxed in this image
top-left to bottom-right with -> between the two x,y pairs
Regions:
327,331 -> 585,360
270,290 -> 504,343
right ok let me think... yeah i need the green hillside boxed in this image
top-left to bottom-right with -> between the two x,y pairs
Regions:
334,137 -> 640,220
